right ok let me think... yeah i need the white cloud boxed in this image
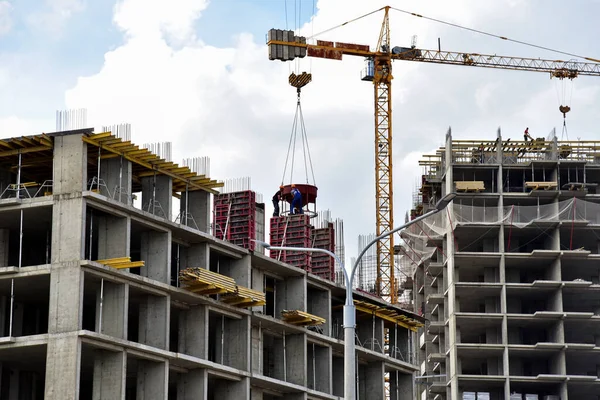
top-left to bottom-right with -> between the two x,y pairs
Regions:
63,0 -> 600,263
27,0 -> 84,36
113,0 -> 208,45
475,82 -> 502,112
0,1 -> 12,36
0,116 -> 54,137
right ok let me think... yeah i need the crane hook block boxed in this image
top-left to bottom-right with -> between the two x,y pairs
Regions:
289,72 -> 312,89
559,105 -> 571,118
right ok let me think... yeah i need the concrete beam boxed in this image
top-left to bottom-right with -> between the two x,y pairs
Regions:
136,360 -> 168,400
92,350 -> 126,400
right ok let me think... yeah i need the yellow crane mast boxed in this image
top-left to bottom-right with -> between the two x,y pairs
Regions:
267,6 -> 600,304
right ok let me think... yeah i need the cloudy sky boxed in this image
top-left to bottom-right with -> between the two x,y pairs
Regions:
1,0 -> 599,263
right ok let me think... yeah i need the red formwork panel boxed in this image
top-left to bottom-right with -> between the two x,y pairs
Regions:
309,223 -> 335,281
213,190 -> 258,251
269,214 -> 313,269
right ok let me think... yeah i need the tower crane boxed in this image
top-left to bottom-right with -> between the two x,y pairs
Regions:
267,6 -> 600,304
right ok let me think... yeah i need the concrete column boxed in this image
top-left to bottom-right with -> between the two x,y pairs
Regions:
390,325 -> 410,361
95,282 -> 128,339
285,333 -> 306,386
8,367 -> 19,399
99,156 -> 132,204
141,175 -> 172,219
44,335 -> 81,399
214,377 -> 250,400
276,276 -> 306,315
359,361 -> 384,400
138,294 -> 169,350
251,324 -> 262,374
251,387 -> 264,400
181,243 -> 209,269
53,133 -> 87,195
0,229 -> 8,267
309,345 -> 331,394
52,197 -> 86,262
283,393 -> 307,400
251,268 -> 264,313
177,369 -> 207,400
140,231 -> 171,284
0,168 -> 11,195
357,315 -> 384,353
97,216 -> 130,260
11,302 -> 23,336
390,371 -> 413,400
332,356 -> 343,397
179,190 -> 211,232
178,305 -> 208,358
222,315 -> 250,371
48,262 -> 84,333
92,350 -> 126,400
219,255 -> 251,287
308,288 -> 331,336
136,360 -> 168,400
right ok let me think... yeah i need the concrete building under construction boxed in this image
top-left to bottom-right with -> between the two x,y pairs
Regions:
408,129 -> 600,400
0,127 -> 424,399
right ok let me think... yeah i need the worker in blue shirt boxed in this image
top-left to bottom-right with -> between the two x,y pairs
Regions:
290,184 -> 304,215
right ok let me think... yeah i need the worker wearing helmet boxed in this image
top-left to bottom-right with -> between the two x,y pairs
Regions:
272,185 -> 284,217
290,184 -> 304,215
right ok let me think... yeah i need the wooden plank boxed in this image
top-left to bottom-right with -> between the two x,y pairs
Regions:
97,257 -> 131,264
281,310 -> 326,326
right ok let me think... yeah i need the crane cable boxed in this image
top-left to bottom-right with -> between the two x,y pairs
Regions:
307,5 -> 600,63
554,76 -> 574,140
281,88 -> 316,186
389,7 -> 600,63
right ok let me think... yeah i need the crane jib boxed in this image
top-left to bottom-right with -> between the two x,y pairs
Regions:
267,34 -> 600,77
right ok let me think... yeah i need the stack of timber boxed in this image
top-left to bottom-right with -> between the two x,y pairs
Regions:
222,285 -> 266,308
179,267 -> 237,295
281,309 -> 326,326
179,267 -> 265,308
